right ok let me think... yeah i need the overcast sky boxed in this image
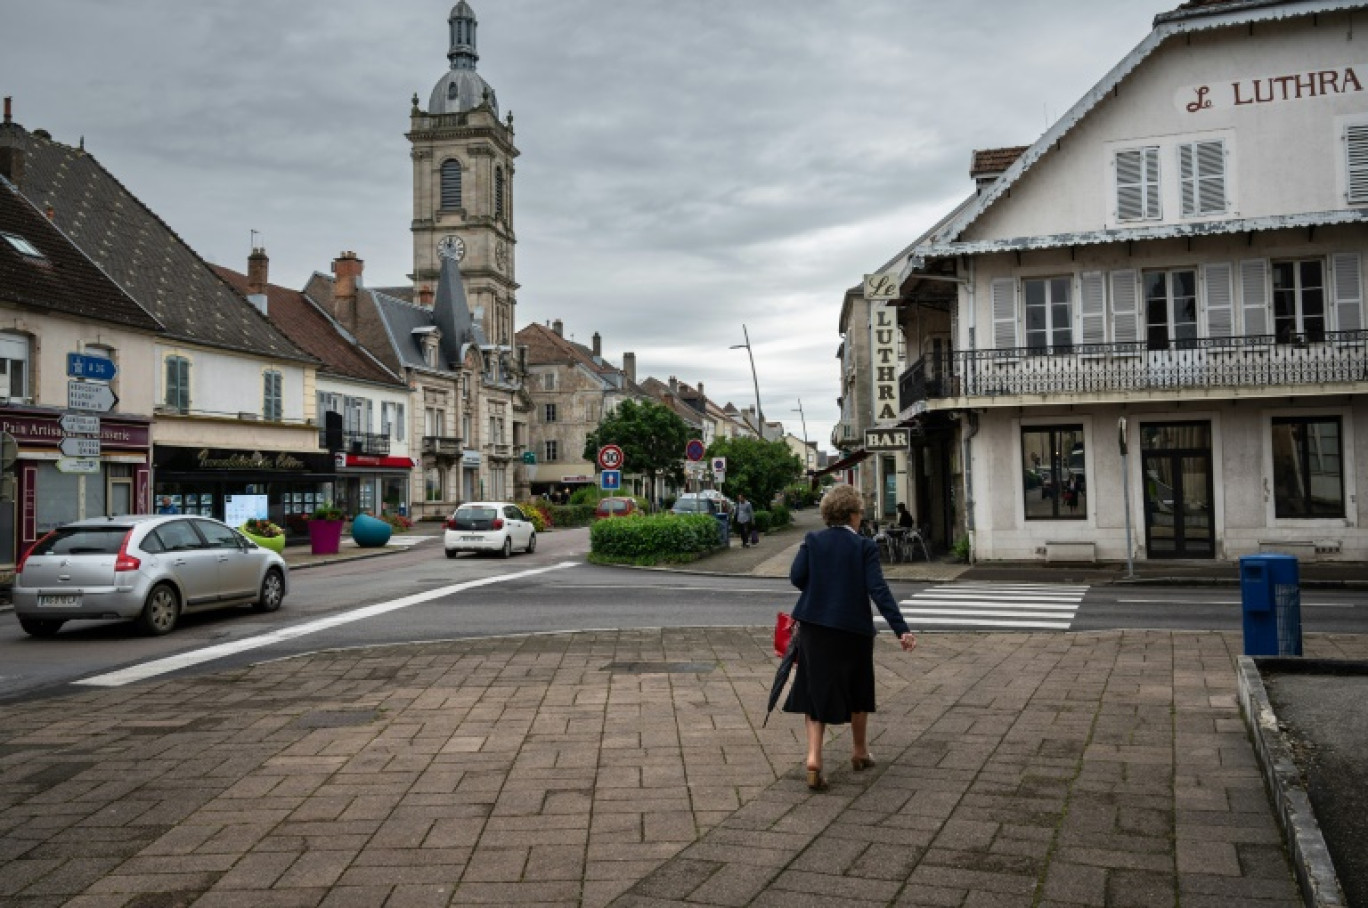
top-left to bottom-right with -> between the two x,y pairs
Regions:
3,1 -> 1160,452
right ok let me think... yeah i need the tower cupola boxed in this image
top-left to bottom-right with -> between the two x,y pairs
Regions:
427,1 -> 498,116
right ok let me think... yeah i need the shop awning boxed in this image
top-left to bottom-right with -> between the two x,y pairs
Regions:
813,449 -> 871,478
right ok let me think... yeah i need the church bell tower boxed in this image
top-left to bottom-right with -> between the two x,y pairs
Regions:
408,1 -> 518,347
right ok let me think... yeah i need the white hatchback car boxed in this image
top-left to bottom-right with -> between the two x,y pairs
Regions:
443,501 -> 536,559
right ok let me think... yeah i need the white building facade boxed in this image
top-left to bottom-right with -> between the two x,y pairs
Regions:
900,0 -> 1368,563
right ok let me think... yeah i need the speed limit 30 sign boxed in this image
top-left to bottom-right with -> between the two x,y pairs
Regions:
597,444 -> 625,470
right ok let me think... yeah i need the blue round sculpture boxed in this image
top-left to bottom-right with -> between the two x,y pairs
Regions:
350,512 -> 392,548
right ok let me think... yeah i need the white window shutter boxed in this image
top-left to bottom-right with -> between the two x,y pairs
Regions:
1080,271 -> 1107,344
1202,262 -> 1234,338
1240,259 -> 1270,336
1179,144 -> 1196,216
1331,252 -> 1363,332
396,403 -> 406,441
1116,150 -> 1143,221
1109,270 -> 1141,346
1346,124 -> 1368,204
991,278 -> 1019,349
1198,141 -> 1226,213
1143,147 -> 1161,218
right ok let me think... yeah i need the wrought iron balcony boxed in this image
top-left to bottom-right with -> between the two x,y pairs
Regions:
901,331 -> 1368,407
317,430 -> 392,456
421,435 -> 462,456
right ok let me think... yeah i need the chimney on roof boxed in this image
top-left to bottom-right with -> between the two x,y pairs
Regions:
623,352 -> 636,384
517,344 -> 528,373
332,251 -> 363,332
2,97 -> 10,124
970,146 -> 1028,196
245,247 -> 270,315
668,376 -> 678,393
44,204 -> 53,221
418,286 -> 433,305
697,381 -> 704,401
552,318 -> 563,337
592,332 -> 601,357
0,102 -> 23,187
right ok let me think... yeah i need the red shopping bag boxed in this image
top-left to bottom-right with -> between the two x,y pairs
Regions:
774,612 -> 797,658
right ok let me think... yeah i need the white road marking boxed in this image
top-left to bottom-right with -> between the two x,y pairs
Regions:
895,582 -> 1088,631
74,562 -> 579,688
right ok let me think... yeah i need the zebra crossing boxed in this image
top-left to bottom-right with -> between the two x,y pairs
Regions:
879,582 -> 1089,631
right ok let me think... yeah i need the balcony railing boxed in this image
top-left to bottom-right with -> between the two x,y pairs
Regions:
422,435 -> 462,456
318,430 -> 392,456
901,331 -> 1368,406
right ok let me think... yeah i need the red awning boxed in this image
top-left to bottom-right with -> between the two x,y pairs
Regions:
344,454 -> 416,469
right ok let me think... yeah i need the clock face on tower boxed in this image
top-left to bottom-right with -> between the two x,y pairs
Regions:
437,235 -> 465,261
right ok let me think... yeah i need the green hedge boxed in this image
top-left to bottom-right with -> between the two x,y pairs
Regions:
548,503 -> 597,528
589,514 -> 719,564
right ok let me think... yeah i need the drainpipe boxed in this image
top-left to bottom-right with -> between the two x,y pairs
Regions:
961,259 -> 978,561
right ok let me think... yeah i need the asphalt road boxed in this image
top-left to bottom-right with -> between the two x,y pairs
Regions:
2,528 -> 1366,703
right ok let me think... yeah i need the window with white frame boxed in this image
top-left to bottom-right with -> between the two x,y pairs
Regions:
0,333 -> 30,402
544,440 -> 558,462
164,355 -> 190,411
541,372 -> 556,390
1143,269 -> 1197,350
425,466 -> 444,502
1,232 -> 42,257
381,402 -> 407,441
545,403 -> 558,422
1023,277 -> 1073,351
1272,259 -> 1326,343
1115,146 -> 1161,221
262,370 -> 283,421
1178,140 -> 1227,216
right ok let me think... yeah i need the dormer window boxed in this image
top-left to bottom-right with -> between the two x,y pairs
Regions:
1,232 -> 42,258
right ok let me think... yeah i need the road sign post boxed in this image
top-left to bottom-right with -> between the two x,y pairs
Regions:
597,444 -> 624,471
59,414 -> 101,435
59,437 -> 101,458
55,457 -> 100,474
600,469 -> 621,491
67,352 -> 118,382
67,381 -> 118,413
685,439 -> 705,462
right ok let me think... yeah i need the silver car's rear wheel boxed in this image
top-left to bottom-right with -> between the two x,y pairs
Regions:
253,568 -> 284,613
526,532 -> 537,554
445,548 -> 459,559
137,583 -> 180,636
501,537 -> 513,559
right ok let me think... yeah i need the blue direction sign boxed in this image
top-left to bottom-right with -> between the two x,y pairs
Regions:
67,352 -> 118,381
600,469 -> 621,491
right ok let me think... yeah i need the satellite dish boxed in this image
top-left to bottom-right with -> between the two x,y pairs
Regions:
0,431 -> 16,470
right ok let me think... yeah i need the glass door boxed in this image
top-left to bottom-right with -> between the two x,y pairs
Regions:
1141,422 -> 1214,559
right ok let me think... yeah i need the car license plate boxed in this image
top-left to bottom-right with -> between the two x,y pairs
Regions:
38,593 -> 82,608
464,535 -> 482,542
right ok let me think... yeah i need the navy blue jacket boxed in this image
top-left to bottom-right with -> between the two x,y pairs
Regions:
789,526 -> 910,637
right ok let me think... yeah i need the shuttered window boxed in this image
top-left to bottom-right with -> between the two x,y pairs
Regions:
1347,124 -> 1368,204
1179,140 -> 1227,216
1330,252 -> 1363,333
494,166 -> 506,221
1202,263 -> 1234,339
1116,147 -> 1161,221
1079,272 -> 1106,346
991,278 -> 1019,350
165,355 -> 190,411
1240,259 -> 1270,337
262,370 -> 283,421
440,159 -> 462,209
1024,277 -> 1072,352
1110,270 -> 1141,348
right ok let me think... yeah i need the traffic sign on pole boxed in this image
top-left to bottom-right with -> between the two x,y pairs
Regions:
685,439 -> 705,462
600,469 -> 621,491
56,457 -> 100,474
60,413 -> 101,435
67,352 -> 118,381
67,381 -> 118,413
598,444 -> 624,470
59,437 -> 101,458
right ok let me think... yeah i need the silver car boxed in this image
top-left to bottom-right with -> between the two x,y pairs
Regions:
13,514 -> 289,637
443,501 -> 536,558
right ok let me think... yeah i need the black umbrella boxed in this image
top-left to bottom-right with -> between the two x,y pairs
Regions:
763,624 -> 799,727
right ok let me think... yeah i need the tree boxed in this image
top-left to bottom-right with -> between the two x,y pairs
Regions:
707,436 -> 803,507
584,399 -> 692,491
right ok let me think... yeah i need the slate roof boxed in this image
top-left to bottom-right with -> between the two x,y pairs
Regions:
0,177 -> 162,332
1,122 -> 315,364
213,264 -> 404,389
516,322 -> 639,391
638,377 -> 704,428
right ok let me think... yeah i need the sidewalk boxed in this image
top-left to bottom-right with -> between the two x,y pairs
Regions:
2,524 -> 1365,906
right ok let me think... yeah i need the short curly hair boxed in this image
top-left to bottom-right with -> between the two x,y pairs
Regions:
820,483 -> 863,527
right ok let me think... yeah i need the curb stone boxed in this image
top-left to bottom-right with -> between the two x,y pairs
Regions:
1236,655 -> 1347,907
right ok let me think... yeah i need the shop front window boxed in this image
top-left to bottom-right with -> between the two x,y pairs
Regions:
1022,425 -> 1086,520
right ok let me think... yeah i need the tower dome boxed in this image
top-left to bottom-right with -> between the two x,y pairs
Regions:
427,1 -> 499,117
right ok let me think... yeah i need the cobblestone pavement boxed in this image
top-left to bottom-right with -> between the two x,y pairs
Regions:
5,624 -> 1368,906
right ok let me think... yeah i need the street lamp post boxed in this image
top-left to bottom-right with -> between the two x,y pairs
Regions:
730,324 -> 764,438
793,399 -> 810,471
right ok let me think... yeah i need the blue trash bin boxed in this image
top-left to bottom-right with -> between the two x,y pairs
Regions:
713,512 -> 730,547
1239,554 -> 1302,656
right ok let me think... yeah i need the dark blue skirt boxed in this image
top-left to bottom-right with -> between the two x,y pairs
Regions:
782,622 -> 876,724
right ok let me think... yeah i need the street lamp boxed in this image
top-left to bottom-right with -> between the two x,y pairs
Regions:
793,399 -> 810,471
730,324 -> 764,437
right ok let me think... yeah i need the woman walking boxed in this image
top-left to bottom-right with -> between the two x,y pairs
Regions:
783,484 -> 916,790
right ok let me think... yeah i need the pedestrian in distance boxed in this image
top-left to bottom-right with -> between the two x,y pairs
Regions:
782,483 -> 916,791
735,493 -> 755,548
896,502 -> 914,528
157,495 -> 178,514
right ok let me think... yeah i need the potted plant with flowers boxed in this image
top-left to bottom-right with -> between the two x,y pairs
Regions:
308,502 -> 347,555
239,517 -> 286,554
